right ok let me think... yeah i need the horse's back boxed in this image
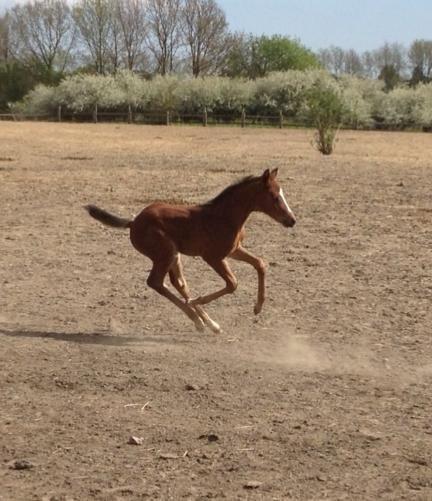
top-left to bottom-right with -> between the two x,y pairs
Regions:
129,203 -> 205,257
129,202 -> 245,260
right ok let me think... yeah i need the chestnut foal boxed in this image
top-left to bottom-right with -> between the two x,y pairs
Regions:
85,168 -> 296,332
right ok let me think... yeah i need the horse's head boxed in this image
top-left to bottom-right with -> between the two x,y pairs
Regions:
256,168 -> 296,228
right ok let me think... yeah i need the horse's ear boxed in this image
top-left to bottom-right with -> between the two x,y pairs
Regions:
262,169 -> 270,183
270,168 -> 278,179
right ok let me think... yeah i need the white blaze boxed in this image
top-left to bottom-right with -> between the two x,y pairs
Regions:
279,188 -> 295,217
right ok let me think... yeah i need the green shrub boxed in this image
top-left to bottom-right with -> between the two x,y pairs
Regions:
304,80 -> 347,155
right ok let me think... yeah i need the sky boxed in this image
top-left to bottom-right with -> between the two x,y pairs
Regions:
1,0 -> 431,52
218,0 -> 432,51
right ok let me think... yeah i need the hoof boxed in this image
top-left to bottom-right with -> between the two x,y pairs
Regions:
192,304 -> 221,334
207,320 -> 221,334
254,304 -> 262,315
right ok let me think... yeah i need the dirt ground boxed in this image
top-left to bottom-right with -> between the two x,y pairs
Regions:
0,122 -> 431,500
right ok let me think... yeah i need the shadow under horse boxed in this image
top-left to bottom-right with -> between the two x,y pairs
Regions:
85,168 -> 296,333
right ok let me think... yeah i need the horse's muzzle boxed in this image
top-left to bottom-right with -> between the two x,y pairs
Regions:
283,217 -> 296,228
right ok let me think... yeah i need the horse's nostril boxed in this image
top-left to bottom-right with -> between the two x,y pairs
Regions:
284,218 -> 296,228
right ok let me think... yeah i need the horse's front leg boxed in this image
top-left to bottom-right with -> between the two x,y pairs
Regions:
229,246 -> 265,314
189,258 -> 238,307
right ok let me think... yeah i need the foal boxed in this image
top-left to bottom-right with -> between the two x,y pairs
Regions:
85,168 -> 296,332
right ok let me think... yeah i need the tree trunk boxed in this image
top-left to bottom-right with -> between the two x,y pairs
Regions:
241,108 -> 246,128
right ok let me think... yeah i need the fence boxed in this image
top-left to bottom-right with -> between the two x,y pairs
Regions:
60,106 -> 291,128
0,107 -> 304,129
1,108 -> 430,132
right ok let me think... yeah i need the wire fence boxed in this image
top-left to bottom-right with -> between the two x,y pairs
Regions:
0,108 -> 430,131
65,108 -> 292,128
0,109 -> 334,130
0,109 -> 296,128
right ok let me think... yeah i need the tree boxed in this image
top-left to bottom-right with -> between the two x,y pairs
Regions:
225,34 -> 318,79
362,50 -> 378,78
0,13 -> 10,62
8,0 -> 75,75
317,46 -> 344,76
147,0 -> 182,75
109,3 -> 123,72
1,7 -> 67,110
343,49 -> 363,76
251,35 -> 318,77
221,32 -> 252,78
73,0 -> 114,74
114,0 -> 148,71
410,65 -> 428,86
181,0 -> 229,77
373,42 -> 407,77
0,61 -> 39,110
318,46 -> 363,77
379,64 -> 400,91
408,39 -> 432,83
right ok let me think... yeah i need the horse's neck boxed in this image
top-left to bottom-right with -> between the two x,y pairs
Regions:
206,184 -> 258,229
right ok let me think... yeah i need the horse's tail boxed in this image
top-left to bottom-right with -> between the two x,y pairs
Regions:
84,204 -> 132,229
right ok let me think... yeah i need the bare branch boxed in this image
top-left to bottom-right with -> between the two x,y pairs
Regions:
181,0 -> 228,77
147,0 -> 182,75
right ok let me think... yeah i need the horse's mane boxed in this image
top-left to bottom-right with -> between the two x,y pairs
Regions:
202,175 -> 258,207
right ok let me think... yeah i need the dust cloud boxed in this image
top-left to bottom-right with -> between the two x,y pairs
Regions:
252,333 -> 432,384
256,333 -> 395,377
269,335 -> 331,372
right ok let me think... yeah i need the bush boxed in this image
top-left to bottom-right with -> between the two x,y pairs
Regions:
253,70 -> 320,115
173,76 -> 254,115
56,74 -> 120,112
176,77 -> 220,113
11,84 -> 59,115
213,77 -> 253,114
372,86 -> 424,129
303,80 -> 347,155
12,69 -> 432,135
148,74 -> 181,111
339,75 -> 382,128
413,84 -> 432,129
114,70 -> 152,110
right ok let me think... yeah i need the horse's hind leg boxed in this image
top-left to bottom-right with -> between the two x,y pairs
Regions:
147,255 -> 205,332
169,255 -> 221,334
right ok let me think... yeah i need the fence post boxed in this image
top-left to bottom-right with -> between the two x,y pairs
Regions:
241,108 -> 246,128
128,104 -> 132,124
203,106 -> 208,127
93,103 -> 98,124
279,109 -> 283,129
166,110 -> 171,126
58,105 -> 62,123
